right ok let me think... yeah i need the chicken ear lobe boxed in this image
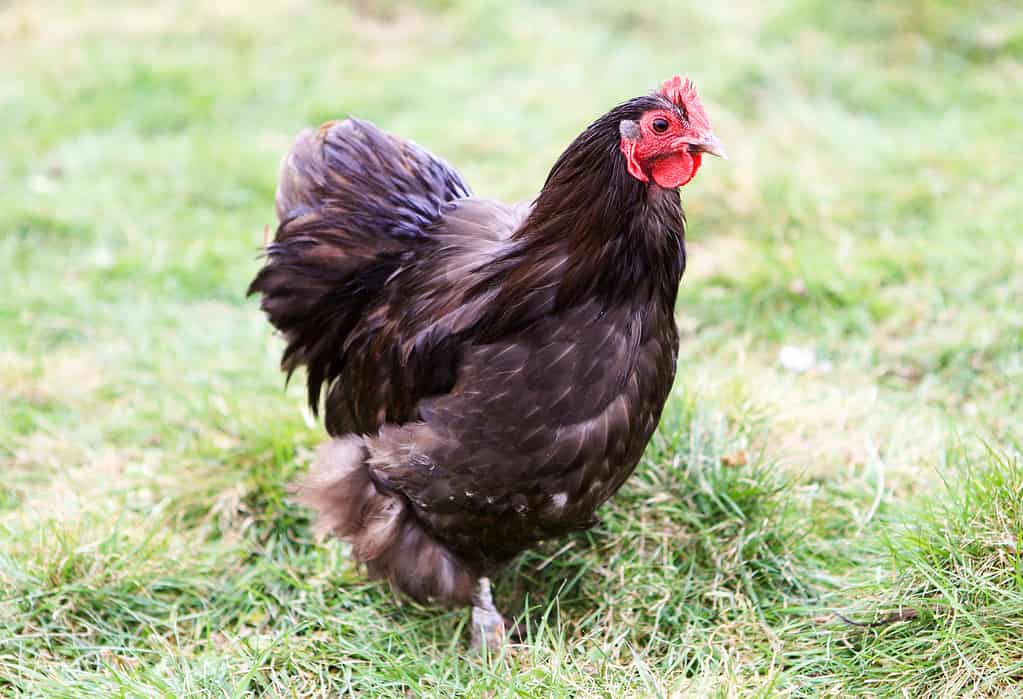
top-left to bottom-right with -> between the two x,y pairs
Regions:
618,119 -> 641,140
618,121 -> 649,184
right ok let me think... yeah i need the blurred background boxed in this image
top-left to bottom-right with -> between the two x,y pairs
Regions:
2,1 -> 1022,695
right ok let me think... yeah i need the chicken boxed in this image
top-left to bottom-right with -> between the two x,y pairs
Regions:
248,75 -> 724,650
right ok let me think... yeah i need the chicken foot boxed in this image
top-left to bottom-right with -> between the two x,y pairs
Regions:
470,577 -> 506,652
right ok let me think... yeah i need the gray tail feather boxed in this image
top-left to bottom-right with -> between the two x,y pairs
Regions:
293,436 -> 477,607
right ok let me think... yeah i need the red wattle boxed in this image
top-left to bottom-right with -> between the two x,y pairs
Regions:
651,152 -> 702,188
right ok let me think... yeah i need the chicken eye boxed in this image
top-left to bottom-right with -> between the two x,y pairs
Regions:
651,117 -> 670,134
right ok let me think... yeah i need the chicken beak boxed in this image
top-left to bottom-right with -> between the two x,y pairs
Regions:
694,133 -> 727,159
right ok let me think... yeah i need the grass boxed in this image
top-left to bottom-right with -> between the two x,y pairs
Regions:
1,0 -> 1021,695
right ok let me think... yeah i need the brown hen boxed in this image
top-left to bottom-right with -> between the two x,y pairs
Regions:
249,76 -> 724,649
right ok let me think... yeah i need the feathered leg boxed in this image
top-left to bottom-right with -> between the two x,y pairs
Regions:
297,436 -> 479,606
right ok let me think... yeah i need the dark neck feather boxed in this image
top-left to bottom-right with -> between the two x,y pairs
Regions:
517,97 -> 686,306
470,97 -> 686,337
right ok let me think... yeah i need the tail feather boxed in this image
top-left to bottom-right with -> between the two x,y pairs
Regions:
295,437 -> 477,607
248,118 -> 470,414
258,120 -> 482,606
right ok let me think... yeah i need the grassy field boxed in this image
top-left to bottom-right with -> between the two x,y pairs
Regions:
2,0 -> 1022,696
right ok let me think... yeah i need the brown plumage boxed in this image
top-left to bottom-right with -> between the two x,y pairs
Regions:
248,76 -> 723,648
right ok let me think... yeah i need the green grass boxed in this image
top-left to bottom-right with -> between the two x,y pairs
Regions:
1,0 -> 1022,696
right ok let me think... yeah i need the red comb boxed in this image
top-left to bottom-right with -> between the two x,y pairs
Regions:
658,75 -> 711,131
659,75 -> 695,107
